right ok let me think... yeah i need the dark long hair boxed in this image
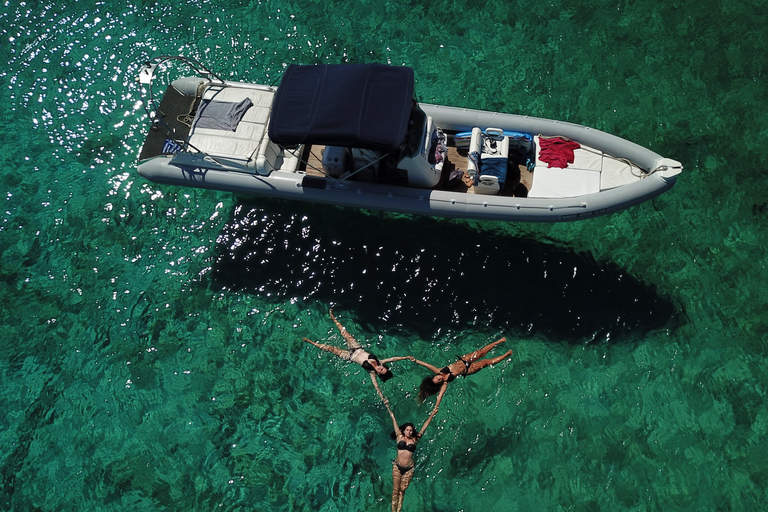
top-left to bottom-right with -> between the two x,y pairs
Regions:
391,422 -> 421,440
417,376 -> 442,404
379,367 -> 394,382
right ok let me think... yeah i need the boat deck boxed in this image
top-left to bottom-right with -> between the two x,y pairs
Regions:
300,140 -> 534,197
139,85 -> 200,161
140,84 -> 538,195
141,83 -> 643,200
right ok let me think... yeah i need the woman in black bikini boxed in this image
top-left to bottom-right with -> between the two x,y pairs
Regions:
303,310 -> 413,386
414,337 -> 512,405
381,395 -> 439,512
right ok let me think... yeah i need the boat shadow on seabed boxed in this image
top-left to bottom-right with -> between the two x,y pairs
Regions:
209,199 -> 684,343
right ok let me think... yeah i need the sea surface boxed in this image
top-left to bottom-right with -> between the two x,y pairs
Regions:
1,0 -> 767,510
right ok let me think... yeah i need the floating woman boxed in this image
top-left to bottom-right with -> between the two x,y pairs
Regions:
413,337 -> 512,405
303,309 -> 413,389
381,394 -> 439,512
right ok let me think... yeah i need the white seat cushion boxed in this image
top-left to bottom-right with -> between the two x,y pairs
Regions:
188,86 -> 274,158
528,167 -> 602,198
530,135 -> 603,198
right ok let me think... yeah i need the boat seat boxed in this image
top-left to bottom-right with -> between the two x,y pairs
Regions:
188,85 -> 273,158
529,135 -> 602,198
467,127 -> 509,195
255,124 -> 301,175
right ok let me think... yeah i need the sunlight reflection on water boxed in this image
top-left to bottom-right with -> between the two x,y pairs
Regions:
1,0 -> 767,510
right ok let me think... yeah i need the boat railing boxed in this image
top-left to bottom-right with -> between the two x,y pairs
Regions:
137,55 -> 225,121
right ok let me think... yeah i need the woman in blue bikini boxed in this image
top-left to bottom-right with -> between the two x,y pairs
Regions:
414,337 -> 512,405
380,394 -> 439,512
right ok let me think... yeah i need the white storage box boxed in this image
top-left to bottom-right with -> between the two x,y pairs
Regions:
351,148 -> 380,180
322,146 -> 350,177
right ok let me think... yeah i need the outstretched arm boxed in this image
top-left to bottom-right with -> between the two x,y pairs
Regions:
371,373 -> 401,434
411,358 -> 441,373
369,372 -> 388,405
380,388 -> 401,435
380,355 -> 415,364
418,403 -> 440,437
434,382 -> 449,409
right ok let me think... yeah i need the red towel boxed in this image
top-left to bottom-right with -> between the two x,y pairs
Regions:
538,137 -> 581,168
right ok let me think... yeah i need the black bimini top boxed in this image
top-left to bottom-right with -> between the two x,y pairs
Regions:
268,63 -> 415,153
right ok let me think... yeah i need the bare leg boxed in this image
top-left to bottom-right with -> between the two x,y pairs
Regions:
303,337 -> 350,359
461,337 -> 506,365
391,464 -> 402,512
447,338 -> 506,374
394,467 -> 414,512
329,309 -> 362,350
465,349 -> 513,376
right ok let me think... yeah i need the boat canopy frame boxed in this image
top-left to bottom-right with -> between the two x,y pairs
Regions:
268,63 -> 415,153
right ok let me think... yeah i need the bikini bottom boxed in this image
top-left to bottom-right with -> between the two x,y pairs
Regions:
393,461 -> 414,475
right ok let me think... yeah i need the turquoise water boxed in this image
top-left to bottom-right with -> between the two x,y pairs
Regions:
1,0 -> 767,509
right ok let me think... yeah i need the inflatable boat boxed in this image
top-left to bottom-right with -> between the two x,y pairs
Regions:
136,56 -> 682,222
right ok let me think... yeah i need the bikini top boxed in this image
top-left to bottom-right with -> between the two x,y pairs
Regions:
360,354 -> 380,372
440,356 -> 470,381
397,440 -> 417,452
439,366 -> 456,382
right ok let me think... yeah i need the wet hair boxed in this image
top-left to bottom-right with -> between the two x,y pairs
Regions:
379,368 -> 394,382
391,422 -> 421,440
416,376 -> 442,404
